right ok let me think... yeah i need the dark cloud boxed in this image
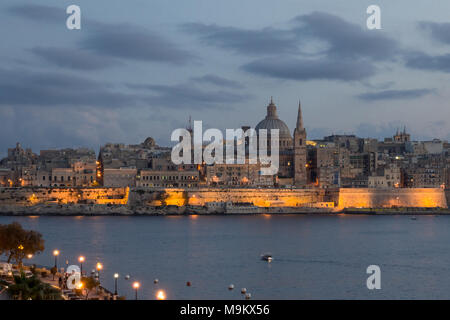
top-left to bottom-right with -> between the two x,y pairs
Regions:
292,12 -> 399,61
184,12 -> 399,82
10,4 -> 195,66
418,21 -> 450,45
81,25 -> 195,65
8,4 -> 63,23
126,82 -> 250,108
181,23 -> 297,55
183,12 -> 399,60
0,66 -> 247,112
403,22 -> 450,73
0,67 -> 146,108
357,89 -> 435,101
242,56 -> 376,81
29,47 -> 121,70
191,74 -> 243,89
405,52 -> 450,72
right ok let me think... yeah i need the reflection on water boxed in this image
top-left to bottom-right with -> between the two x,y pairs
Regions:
1,214 -> 450,299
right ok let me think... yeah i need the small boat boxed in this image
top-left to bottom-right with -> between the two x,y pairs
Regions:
261,254 -> 273,262
411,216 -> 417,220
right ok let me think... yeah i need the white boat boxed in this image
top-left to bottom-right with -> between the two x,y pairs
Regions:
261,254 -> 273,262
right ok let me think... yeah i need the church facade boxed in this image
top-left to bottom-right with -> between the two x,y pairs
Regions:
254,98 -> 308,186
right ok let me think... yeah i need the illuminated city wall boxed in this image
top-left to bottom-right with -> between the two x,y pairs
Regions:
337,188 -> 447,209
0,187 -> 129,205
129,188 -> 328,208
0,187 -> 448,209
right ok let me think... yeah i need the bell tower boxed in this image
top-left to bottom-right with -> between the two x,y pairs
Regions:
294,100 -> 307,186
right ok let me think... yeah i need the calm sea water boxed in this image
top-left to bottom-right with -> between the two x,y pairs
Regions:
1,214 -> 450,300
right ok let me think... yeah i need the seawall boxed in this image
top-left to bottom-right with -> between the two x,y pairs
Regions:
0,187 -> 447,215
129,187 -> 332,207
337,188 -> 447,209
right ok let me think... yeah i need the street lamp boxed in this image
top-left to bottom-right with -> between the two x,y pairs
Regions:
78,256 -> 85,275
114,273 -> 119,295
133,282 -> 140,300
53,250 -> 60,268
96,262 -> 103,282
156,290 -> 166,300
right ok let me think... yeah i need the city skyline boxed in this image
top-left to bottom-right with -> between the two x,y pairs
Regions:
0,96 -> 444,157
4,1 -> 450,305
2,0 -> 450,158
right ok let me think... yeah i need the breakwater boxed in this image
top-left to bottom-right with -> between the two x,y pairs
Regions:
0,187 -> 448,215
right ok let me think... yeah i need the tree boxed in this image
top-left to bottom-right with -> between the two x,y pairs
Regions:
7,272 -> 61,300
81,276 -> 100,300
0,222 -> 45,268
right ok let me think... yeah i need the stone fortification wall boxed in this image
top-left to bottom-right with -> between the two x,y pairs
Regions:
337,188 -> 447,209
0,187 -> 447,210
129,188 -> 328,207
0,187 -> 129,205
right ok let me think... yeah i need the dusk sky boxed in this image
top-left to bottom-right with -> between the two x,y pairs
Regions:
1,0 -> 450,157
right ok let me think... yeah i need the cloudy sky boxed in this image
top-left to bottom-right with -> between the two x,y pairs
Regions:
1,0 -> 450,157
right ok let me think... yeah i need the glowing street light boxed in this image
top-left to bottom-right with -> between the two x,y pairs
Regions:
133,282 -> 140,300
96,262 -> 103,282
78,256 -> 85,275
27,254 -> 33,259
114,273 -> 119,295
156,290 -> 166,300
53,250 -> 60,268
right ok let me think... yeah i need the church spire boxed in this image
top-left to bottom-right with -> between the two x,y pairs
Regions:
296,100 -> 304,130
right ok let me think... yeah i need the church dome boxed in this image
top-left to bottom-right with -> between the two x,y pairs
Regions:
142,137 -> 156,148
255,98 -> 292,139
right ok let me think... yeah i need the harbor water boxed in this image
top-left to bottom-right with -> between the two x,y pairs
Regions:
1,214 -> 450,299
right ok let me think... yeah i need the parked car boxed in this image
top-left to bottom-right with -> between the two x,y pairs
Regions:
11,269 -> 33,278
23,270 -> 33,278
